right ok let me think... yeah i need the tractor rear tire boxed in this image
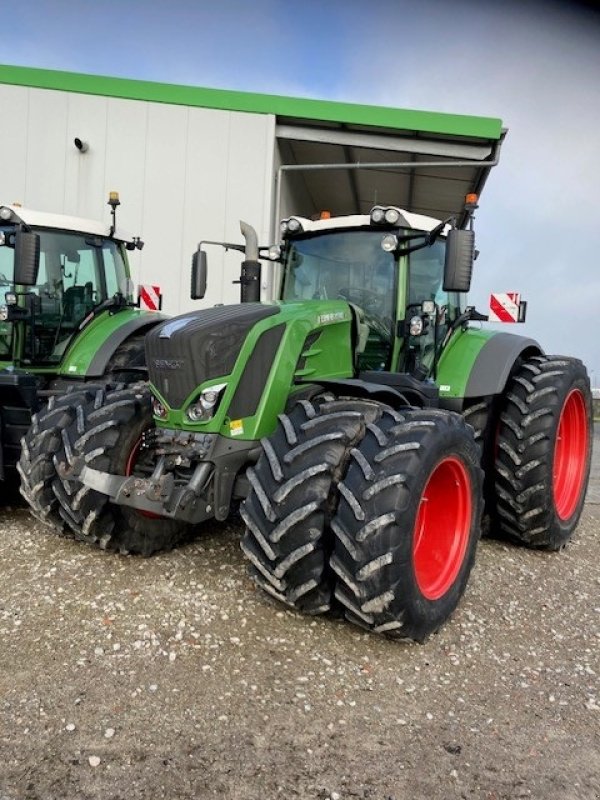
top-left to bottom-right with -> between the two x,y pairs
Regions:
241,397 -> 401,615
53,384 -> 192,556
18,384 -> 112,532
330,409 -> 483,642
494,355 -> 592,550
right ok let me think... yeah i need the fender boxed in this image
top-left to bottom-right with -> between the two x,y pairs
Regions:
59,309 -> 168,378
437,327 -> 542,401
313,377 -> 436,409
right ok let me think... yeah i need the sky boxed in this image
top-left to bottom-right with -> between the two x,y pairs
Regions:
3,0 -> 600,380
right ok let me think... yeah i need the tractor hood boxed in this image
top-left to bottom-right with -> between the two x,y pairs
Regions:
146,303 -> 280,408
146,299 -> 356,440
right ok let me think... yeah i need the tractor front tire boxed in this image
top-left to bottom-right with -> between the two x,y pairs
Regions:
241,397 -> 401,615
53,384 -> 192,556
494,355 -> 592,550
18,385 -> 111,532
330,409 -> 483,642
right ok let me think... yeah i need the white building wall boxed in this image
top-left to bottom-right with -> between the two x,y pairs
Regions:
0,84 -> 276,315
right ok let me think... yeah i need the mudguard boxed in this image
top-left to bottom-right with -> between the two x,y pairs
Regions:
58,309 -> 168,378
437,327 -> 542,401
317,374 -> 439,409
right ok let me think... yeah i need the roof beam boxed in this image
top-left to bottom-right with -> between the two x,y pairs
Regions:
276,124 -> 493,161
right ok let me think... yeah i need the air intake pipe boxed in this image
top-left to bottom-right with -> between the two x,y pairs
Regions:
239,221 -> 261,303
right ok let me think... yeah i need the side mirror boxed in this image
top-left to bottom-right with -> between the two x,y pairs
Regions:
191,249 -> 207,299
14,230 -> 40,286
443,228 -> 474,293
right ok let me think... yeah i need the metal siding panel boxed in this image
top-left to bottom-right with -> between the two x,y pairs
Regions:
24,88 -> 69,212
105,97 -> 150,292
181,106 -> 231,312
223,112 -> 274,305
0,84 -> 29,204
105,98 -> 148,232
140,103 -> 188,314
64,93 -> 109,221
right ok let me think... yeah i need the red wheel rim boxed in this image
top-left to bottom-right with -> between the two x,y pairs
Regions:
125,438 -> 161,520
413,457 -> 473,600
553,389 -> 588,521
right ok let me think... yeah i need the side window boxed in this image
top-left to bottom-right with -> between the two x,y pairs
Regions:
62,248 -> 97,293
103,246 -> 121,297
408,242 -> 445,306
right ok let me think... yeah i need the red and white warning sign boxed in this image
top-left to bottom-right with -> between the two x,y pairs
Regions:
138,284 -> 162,311
489,292 -> 520,323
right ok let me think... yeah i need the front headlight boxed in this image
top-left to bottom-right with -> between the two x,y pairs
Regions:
381,234 -> 398,252
152,396 -> 168,420
409,315 -> 424,336
371,205 -> 403,226
370,206 -> 386,224
384,208 -> 401,224
186,383 -> 227,422
280,217 -> 304,237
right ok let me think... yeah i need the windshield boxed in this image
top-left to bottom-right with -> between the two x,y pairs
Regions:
281,230 -> 397,368
280,227 -> 465,377
0,227 -> 129,363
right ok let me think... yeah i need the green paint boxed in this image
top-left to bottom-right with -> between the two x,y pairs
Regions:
151,300 -> 355,441
436,327 -> 497,398
58,307 -> 156,377
0,64 -> 503,140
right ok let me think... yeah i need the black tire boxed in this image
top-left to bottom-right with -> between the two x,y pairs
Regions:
104,334 -> 148,383
53,384 -> 193,556
18,333 -> 149,530
240,397 -> 401,614
330,409 -> 483,642
462,395 -> 501,535
494,355 -> 592,550
18,384 -> 112,532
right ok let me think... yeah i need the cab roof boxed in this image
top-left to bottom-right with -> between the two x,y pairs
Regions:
0,204 -> 134,243
286,209 -> 447,235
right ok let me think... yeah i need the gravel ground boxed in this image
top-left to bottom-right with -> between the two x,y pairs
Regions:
0,430 -> 598,800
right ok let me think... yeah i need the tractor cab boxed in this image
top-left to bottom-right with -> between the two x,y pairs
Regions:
278,206 -> 472,380
0,203 -> 138,367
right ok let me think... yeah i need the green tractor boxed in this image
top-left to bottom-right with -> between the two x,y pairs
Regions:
0,196 -> 166,514
24,178 -> 592,642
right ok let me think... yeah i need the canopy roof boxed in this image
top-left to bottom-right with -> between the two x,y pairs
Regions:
276,118 -> 505,227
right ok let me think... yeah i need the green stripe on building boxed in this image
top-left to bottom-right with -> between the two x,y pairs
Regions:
0,64 -> 503,139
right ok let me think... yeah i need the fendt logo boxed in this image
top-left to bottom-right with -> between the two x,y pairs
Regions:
154,358 -> 185,370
